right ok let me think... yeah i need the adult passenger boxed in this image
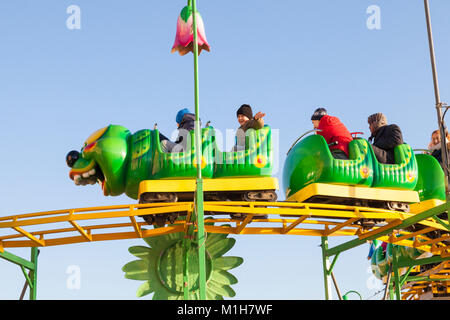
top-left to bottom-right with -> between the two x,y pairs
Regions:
367,113 -> 403,164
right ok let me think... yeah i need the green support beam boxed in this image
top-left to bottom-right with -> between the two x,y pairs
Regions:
405,275 -> 450,282
397,254 -> 450,269
0,247 -> 39,300
29,247 -> 38,300
326,202 -> 449,257
191,0 -> 207,300
392,245 -> 401,300
0,249 -> 35,270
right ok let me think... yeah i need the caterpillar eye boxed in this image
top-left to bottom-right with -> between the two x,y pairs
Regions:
66,150 -> 80,168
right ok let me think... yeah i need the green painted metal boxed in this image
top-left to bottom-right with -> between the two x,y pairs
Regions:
432,215 -> 450,231
0,248 -> 39,300
399,266 -> 413,288
122,224 -> 243,300
0,249 -> 35,270
29,247 -> 38,300
342,290 -> 363,300
388,279 -> 394,300
405,276 -> 450,282
20,265 -> 33,290
321,237 -> 332,300
391,245 -> 401,300
191,0 -> 207,300
326,201 -> 450,257
396,254 -> 450,269
283,135 -> 422,199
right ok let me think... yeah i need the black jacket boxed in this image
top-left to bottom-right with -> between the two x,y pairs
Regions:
174,113 -> 197,152
369,124 -> 404,164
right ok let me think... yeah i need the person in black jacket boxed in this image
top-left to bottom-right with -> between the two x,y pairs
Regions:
367,113 -> 404,164
160,108 -> 196,153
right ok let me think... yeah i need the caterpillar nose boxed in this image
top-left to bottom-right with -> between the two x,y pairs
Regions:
66,150 -> 80,168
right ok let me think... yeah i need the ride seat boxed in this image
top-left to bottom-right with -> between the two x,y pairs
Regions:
370,143 -> 418,190
151,128 -> 214,179
213,125 -> 273,178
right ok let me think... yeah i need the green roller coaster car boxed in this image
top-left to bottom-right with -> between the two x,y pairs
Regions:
282,134 -> 446,207
67,124 -> 273,200
368,239 -> 424,280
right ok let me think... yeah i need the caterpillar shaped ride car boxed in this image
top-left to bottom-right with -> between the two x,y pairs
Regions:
282,133 -> 446,218
66,125 -> 446,226
66,124 -> 277,226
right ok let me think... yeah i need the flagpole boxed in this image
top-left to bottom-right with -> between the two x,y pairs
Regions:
191,0 -> 207,300
423,0 -> 449,195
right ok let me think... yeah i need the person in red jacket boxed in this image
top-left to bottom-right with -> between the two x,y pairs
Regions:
311,108 -> 353,159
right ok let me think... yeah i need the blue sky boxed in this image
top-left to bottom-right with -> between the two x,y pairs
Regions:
0,0 -> 449,300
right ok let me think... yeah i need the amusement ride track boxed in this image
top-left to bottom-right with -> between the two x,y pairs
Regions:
0,201 -> 448,255
1,200 -> 449,300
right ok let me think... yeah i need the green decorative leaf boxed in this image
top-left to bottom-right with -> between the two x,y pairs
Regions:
122,260 -> 149,280
162,231 -> 184,243
206,290 -> 222,300
208,280 -> 236,297
212,270 -> 238,285
152,290 -> 170,300
143,237 -> 160,249
180,5 -> 192,23
207,238 -> 236,259
128,246 -> 152,259
136,281 -> 154,297
122,259 -> 148,272
124,222 -> 243,300
213,256 -> 244,271
206,233 -> 228,249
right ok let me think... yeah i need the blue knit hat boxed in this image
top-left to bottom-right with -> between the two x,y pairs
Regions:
176,108 -> 191,124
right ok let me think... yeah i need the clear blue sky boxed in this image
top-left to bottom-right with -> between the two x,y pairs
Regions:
1,0 -> 449,300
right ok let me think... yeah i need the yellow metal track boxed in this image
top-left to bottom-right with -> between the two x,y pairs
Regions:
0,201 -> 448,259
401,261 -> 450,300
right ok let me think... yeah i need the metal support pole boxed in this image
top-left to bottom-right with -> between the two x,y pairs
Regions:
424,0 -> 450,193
191,0 -> 207,300
330,271 -> 343,300
382,264 -> 393,300
0,248 -> 38,300
391,245 -> 401,300
321,237 -> 333,300
29,247 -> 39,300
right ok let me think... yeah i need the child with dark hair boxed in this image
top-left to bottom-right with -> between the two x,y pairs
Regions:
234,104 -> 265,151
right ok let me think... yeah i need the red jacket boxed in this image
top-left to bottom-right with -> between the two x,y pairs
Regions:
317,115 -> 353,157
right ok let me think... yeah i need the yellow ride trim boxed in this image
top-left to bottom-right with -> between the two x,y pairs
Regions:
287,183 -> 420,204
410,199 -> 446,214
138,177 -> 279,196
